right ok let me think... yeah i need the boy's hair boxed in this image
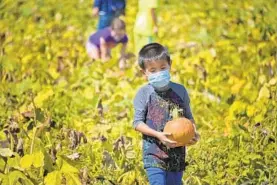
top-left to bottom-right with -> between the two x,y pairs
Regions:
138,43 -> 171,70
111,18 -> 126,30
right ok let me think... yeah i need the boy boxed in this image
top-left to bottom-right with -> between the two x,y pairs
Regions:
133,0 -> 158,54
93,0 -> 126,30
133,43 -> 199,185
86,18 -> 127,67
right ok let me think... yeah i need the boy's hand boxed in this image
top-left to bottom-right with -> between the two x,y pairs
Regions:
119,58 -> 126,70
101,53 -> 111,62
156,132 -> 177,148
153,26 -> 158,35
102,56 -> 110,62
92,7 -> 99,16
186,132 -> 200,146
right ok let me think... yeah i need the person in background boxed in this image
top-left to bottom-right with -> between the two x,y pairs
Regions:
86,18 -> 128,68
133,0 -> 158,55
93,0 -> 126,30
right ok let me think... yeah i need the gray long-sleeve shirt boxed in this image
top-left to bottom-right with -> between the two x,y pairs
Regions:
133,81 -> 194,171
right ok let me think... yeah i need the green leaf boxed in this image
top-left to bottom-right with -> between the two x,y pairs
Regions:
238,124 -> 248,133
8,170 -> 34,185
0,158 -> 5,171
7,154 -> 21,170
254,114 -> 264,123
60,159 -> 79,174
33,151 -> 44,168
43,151 -> 54,172
34,87 -> 54,107
268,78 -> 277,85
0,148 -> 14,157
229,101 -> 247,118
64,172 -> 82,185
246,105 -> 256,117
91,95 -> 100,110
35,108 -> 46,123
126,150 -> 136,159
0,172 -> 6,181
20,154 -> 33,169
83,86 -> 95,100
44,170 -> 62,185
258,86 -> 270,100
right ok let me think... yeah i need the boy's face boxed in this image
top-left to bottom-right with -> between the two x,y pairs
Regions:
143,60 -> 171,76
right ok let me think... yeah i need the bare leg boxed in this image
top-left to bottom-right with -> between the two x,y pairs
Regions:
86,42 -> 100,60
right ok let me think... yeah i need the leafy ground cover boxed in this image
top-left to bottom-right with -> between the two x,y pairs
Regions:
0,0 -> 277,184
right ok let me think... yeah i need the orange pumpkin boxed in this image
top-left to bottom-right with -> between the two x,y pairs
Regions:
164,118 -> 195,147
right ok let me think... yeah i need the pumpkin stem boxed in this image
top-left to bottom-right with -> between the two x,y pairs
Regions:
172,107 -> 180,119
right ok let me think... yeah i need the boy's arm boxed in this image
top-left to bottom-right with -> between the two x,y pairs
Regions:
183,89 -> 200,145
135,123 -> 177,147
119,43 -> 127,69
186,123 -> 200,146
134,122 -> 160,137
183,89 -> 194,122
120,43 -> 127,59
149,0 -> 158,34
100,37 -> 110,61
151,8 -> 158,34
133,88 -> 177,147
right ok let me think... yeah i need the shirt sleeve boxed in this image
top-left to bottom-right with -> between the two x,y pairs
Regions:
93,0 -> 101,8
121,35 -> 128,44
183,89 -> 194,120
133,88 -> 148,129
101,29 -> 113,43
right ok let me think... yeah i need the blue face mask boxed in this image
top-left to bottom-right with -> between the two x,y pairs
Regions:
147,69 -> 171,90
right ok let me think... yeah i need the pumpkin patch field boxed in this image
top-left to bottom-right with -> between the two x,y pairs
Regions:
0,0 -> 277,184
